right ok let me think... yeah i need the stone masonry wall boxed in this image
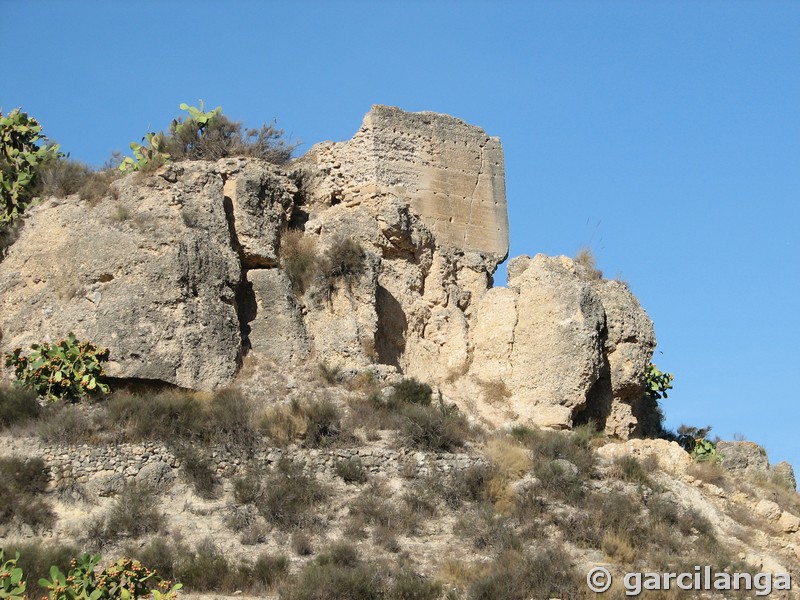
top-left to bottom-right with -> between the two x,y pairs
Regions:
38,441 -> 486,490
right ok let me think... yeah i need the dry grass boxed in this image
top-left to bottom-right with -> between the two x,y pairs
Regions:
575,246 -> 603,280
687,460 -> 726,486
261,398 -> 344,448
476,379 -> 512,404
484,437 -> 531,479
280,229 -> 318,295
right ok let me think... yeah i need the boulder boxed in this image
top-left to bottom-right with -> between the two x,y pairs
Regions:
773,461 -> 797,491
468,254 -> 606,430
716,441 -> 770,477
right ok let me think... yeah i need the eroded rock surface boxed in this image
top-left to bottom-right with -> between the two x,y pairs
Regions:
0,105 -> 659,437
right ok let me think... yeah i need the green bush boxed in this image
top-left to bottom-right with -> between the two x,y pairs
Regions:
0,108 -> 61,231
4,332 -> 110,402
0,549 -> 26,599
392,378 -> 432,406
645,362 -> 674,400
398,402 -> 472,452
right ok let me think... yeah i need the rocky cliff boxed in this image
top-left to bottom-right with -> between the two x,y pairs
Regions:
0,105 -> 657,437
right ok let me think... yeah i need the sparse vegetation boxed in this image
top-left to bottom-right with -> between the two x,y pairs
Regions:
280,229 -> 319,295
0,456 -> 54,532
0,384 -> 40,428
233,458 -> 327,531
88,481 -> 165,544
575,246 -> 603,280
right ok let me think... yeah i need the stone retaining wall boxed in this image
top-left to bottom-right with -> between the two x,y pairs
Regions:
39,442 -> 485,490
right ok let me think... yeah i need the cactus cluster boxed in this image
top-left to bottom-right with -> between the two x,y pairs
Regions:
39,554 -> 181,600
3,333 -> 111,403
119,101 -> 222,173
0,109 -> 61,230
0,550 -> 25,600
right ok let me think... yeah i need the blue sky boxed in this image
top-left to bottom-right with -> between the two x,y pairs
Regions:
3,1 -> 798,469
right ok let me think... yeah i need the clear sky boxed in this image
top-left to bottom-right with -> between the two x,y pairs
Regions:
2,1 -> 798,470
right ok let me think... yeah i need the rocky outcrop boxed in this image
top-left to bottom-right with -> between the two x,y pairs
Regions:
461,254 -> 656,432
0,163 -> 248,390
717,441 -> 797,490
0,105 -> 660,438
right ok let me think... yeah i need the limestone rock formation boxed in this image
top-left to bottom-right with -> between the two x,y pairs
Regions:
467,254 -> 606,429
0,105 -> 660,438
0,163 -> 249,390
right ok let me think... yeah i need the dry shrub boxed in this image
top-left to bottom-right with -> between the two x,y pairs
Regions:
687,460 -> 726,486
291,531 -> 314,556
484,438 -> 531,480
398,403 -> 473,452
261,398 -> 344,448
454,504 -> 521,551
165,113 -> 295,164
175,445 -> 221,499
611,455 -> 652,485
234,458 -> 327,531
348,481 -> 405,533
0,456 -> 55,532
87,481 -> 165,545
283,544 -> 381,600
130,537 -> 288,594
601,531 -> 637,563
345,393 -> 405,435
322,237 -> 366,289
575,246 -> 603,280
104,387 -> 258,452
0,384 -> 41,428
477,379 -> 512,404
334,457 -> 368,484
467,546 -> 582,600
34,403 -> 97,445
280,229 -> 318,295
